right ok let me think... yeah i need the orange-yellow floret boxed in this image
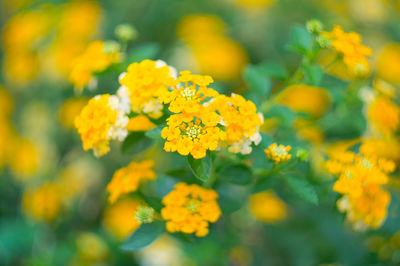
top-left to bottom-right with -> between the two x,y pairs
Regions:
161,183 -> 221,237
264,143 -> 292,163
106,160 -> 156,203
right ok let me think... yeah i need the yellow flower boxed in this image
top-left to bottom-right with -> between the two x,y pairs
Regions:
208,93 -> 263,154
106,160 -> 156,203
248,190 -> 287,223
236,0 -> 276,8
276,84 -> 331,117
360,137 -> 400,163
70,41 -> 120,90
9,138 -> 40,180
22,182 -> 62,222
59,97 -> 88,129
3,51 -> 40,85
367,96 -> 400,134
373,79 -> 396,99
176,15 -> 248,81
326,149 -> 395,230
322,25 -> 372,77
264,143 -> 292,163
74,232 -> 109,264
102,198 -> 141,240
126,115 -> 156,131
119,59 -> 176,119
0,86 -> 14,119
75,94 -> 129,157
161,71 -> 225,159
377,43 -> 400,85
161,183 -> 221,237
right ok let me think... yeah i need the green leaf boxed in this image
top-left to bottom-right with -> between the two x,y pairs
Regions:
216,184 -> 247,214
259,62 -> 288,80
187,153 -> 212,182
287,25 -> 313,55
218,164 -> 253,185
303,64 -> 323,86
284,175 -> 318,205
126,43 -> 160,64
120,221 -> 164,252
243,65 -> 271,104
121,132 -> 153,154
263,104 -> 295,127
145,125 -> 164,140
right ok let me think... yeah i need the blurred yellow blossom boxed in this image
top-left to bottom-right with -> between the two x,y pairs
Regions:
70,41 -> 120,90
161,183 -> 221,237
126,115 -> 156,131
103,198 -> 141,240
360,137 -> 400,163
276,84 -> 331,117
367,96 -> 400,134
75,94 -> 129,157
264,143 -> 292,163
71,232 -> 109,265
9,138 -> 40,180
106,160 -> 156,203
22,182 -> 62,222
236,0 -> 275,8
59,97 -> 89,129
322,25 -> 372,77
377,43 -> 400,85
248,190 -> 287,223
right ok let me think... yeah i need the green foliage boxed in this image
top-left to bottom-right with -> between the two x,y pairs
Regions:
120,221 -> 165,252
187,153 -> 212,182
121,132 -> 153,154
287,25 -> 313,56
218,163 -> 253,185
284,175 -> 319,205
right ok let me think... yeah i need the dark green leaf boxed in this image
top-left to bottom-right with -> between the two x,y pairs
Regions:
303,64 -> 323,86
187,153 -> 212,182
126,43 -> 160,64
287,25 -> 313,55
145,124 -> 164,140
121,132 -> 153,154
120,221 -> 164,252
284,175 -> 318,205
243,65 -> 271,104
259,62 -> 288,80
218,164 -> 253,185
216,184 -> 247,213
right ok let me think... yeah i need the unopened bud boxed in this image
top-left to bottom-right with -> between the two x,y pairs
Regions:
306,19 -> 323,34
115,24 -> 137,41
135,206 -> 155,224
296,148 -> 309,162
103,40 -> 120,54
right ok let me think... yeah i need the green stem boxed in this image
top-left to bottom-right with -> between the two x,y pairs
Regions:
203,168 -> 217,188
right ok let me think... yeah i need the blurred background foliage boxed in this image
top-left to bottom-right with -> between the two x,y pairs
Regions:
1,0 -> 400,265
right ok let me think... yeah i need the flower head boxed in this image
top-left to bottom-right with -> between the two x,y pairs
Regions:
75,94 -> 129,157
107,160 -> 156,203
135,206 -> 155,224
161,183 -> 221,237
367,96 -> 400,135
264,143 -> 292,163
248,190 -> 287,223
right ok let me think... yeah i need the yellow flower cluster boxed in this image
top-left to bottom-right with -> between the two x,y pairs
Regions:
70,40 -> 120,90
106,160 -> 156,203
2,1 -> 102,85
326,151 -> 395,230
75,94 -> 129,157
177,15 -> 248,81
248,190 -> 287,223
264,143 -> 292,163
161,183 -> 221,237
208,93 -> 263,154
322,25 -> 372,76
367,96 -> 400,135
160,71 -> 226,159
119,59 -> 177,119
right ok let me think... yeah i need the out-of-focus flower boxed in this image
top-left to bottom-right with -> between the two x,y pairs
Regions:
373,78 -> 396,99
264,143 -> 292,163
126,115 -> 156,131
115,24 -> 137,42
248,190 -> 287,223
360,137 -> 400,163
70,232 -> 109,265
0,86 -> 14,119
9,138 -> 40,181
367,96 -> 400,135
75,94 -> 129,157
137,235 -> 191,266
102,198 -> 141,240
322,25 -> 372,77
106,160 -> 156,203
235,0 -> 275,8
22,182 -> 62,222
161,183 -> 221,237
3,52 -> 40,86
70,41 -> 120,90
59,97 -> 89,129
119,59 -> 176,119
276,84 -> 331,117
326,150 -> 395,230
294,119 -> 324,145
208,93 -> 263,154
377,43 -> 400,85
177,15 -> 248,81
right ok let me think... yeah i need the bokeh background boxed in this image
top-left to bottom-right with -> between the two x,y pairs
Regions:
1,0 -> 400,265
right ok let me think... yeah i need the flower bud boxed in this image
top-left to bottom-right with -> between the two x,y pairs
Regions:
135,206 -> 155,224
316,35 -> 330,48
103,40 -> 120,54
115,24 -> 137,41
296,148 -> 309,162
306,19 -> 323,34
